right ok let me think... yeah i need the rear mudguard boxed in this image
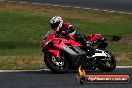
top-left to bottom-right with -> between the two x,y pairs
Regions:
63,46 -> 87,69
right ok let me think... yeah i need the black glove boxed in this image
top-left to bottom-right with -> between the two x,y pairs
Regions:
55,32 -> 62,38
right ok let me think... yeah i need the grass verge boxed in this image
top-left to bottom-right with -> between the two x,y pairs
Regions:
0,56 -> 45,70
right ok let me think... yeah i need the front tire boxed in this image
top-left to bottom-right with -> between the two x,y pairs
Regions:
97,51 -> 116,72
44,52 -> 69,73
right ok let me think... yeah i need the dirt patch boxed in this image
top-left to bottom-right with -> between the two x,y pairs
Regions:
119,35 -> 132,45
0,1 -> 126,22
115,53 -> 132,60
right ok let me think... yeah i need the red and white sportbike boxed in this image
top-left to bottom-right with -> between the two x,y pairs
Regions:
41,29 -> 116,73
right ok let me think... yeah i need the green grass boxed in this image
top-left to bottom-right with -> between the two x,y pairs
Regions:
0,9 -> 48,56
0,9 -> 131,55
0,3 -> 132,69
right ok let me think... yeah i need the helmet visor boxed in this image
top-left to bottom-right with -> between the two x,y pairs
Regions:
50,22 -> 59,29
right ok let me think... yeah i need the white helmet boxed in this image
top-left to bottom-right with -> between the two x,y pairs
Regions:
50,16 -> 63,30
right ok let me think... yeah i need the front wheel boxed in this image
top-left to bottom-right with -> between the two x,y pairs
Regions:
97,51 -> 116,72
44,52 -> 69,73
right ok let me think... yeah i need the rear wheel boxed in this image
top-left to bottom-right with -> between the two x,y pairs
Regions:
44,52 -> 69,73
97,51 -> 116,72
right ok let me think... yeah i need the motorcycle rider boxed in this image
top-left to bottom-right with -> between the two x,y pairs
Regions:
50,16 -> 93,52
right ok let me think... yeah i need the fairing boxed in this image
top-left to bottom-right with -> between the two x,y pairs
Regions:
42,29 -> 86,67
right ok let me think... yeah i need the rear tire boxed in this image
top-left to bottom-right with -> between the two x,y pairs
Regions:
44,52 -> 69,73
97,51 -> 116,72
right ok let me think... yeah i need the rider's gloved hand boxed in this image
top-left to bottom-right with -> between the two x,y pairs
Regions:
55,32 -> 62,38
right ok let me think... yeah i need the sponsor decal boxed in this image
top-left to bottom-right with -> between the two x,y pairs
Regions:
77,66 -> 130,84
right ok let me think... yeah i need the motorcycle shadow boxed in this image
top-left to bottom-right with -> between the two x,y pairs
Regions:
1,69 -> 114,74
16,69 -> 104,74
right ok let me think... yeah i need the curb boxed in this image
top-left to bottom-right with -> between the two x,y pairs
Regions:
116,66 -> 132,68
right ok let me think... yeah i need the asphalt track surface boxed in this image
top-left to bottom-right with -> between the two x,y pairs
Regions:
0,68 -> 131,88
8,0 -> 132,13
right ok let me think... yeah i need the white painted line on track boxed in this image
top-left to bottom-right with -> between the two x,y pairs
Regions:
116,66 -> 132,68
102,10 -> 109,12
7,1 -> 132,15
74,7 -> 81,9
109,11 -> 116,13
83,8 -> 91,10
19,1 -> 27,4
94,9 -> 99,11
